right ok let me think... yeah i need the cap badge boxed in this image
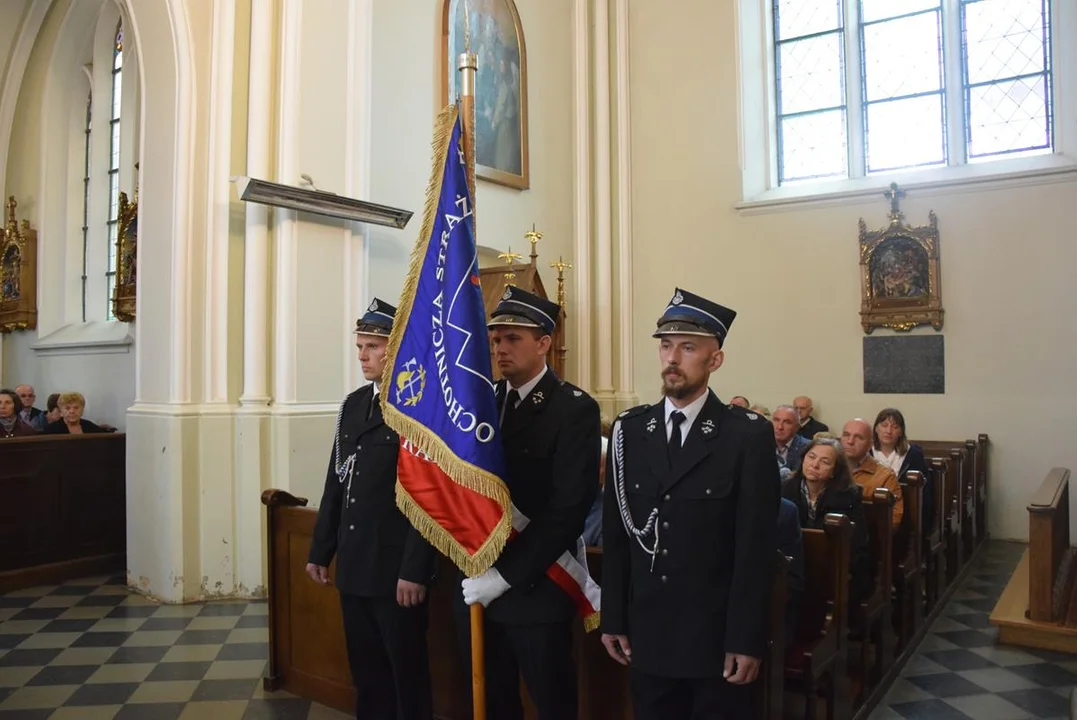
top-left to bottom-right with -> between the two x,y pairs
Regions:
701,419 -> 715,435
502,287 -> 512,301
368,300 -> 378,312
646,417 -> 657,433
671,290 -> 684,306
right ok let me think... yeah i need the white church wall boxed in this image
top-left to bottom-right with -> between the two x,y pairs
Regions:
626,0 -> 1077,542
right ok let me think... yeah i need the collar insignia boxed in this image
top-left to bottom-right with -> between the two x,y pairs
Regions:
701,419 -> 715,435
646,417 -> 657,433
532,391 -> 544,405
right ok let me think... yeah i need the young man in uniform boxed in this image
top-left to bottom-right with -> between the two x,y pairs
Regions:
457,286 -> 601,720
306,299 -> 436,720
600,288 -> 780,719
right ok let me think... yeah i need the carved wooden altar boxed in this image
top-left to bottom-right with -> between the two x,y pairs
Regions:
477,230 -> 569,380
0,197 -> 37,333
110,190 -> 137,322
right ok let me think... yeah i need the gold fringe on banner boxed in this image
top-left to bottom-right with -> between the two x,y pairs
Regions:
380,104 -> 513,579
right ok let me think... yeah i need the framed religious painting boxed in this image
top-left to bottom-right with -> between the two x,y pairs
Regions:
442,0 -> 529,190
0,196 -> 37,333
858,184 -> 944,334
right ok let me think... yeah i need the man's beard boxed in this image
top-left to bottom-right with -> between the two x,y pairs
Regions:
661,369 -> 706,400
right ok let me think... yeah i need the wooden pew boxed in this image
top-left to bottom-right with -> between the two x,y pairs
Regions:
892,471 -> 924,651
973,434 -> 990,545
0,434 -> 127,592
784,514 -> 854,720
1027,468 -> 1072,624
991,468 -> 1077,653
852,488 -> 895,705
924,459 -> 948,613
916,441 -> 975,578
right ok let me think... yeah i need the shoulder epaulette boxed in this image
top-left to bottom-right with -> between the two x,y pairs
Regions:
557,380 -> 593,401
725,404 -> 767,423
616,404 -> 651,421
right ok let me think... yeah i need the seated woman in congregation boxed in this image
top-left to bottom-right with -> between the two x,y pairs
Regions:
871,408 -> 932,532
781,435 -> 875,604
44,393 -> 62,425
42,392 -> 108,435
0,388 -> 37,438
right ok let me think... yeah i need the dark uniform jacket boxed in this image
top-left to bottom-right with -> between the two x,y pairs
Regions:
482,368 -> 601,625
601,393 -> 780,678
308,384 -> 437,597
780,476 -> 875,605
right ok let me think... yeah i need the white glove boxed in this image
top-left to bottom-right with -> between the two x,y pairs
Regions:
461,567 -> 511,607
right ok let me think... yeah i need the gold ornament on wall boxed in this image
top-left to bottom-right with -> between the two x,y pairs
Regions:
0,196 -> 38,333
858,183 -> 944,334
111,188 -> 138,322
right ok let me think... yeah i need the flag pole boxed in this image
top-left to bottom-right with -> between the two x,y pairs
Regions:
457,7 -> 486,720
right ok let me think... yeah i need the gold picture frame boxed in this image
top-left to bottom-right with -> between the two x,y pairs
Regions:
442,0 -> 529,190
858,184 -> 944,334
0,196 -> 37,333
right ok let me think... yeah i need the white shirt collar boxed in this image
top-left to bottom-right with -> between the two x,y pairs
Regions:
371,382 -> 380,398
508,365 -> 548,405
663,391 -> 709,443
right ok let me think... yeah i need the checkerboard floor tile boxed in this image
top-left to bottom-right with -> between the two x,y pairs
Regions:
0,575 -> 350,720
879,540 -> 1076,720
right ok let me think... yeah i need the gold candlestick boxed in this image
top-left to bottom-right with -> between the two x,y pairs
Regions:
525,224 -> 542,265
550,256 -> 573,309
498,246 -> 523,285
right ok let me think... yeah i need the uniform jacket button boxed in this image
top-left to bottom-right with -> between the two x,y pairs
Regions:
663,494 -> 670,501
662,521 -> 670,530
348,524 -> 355,530
349,498 -> 355,504
661,548 -> 668,556
634,483 -> 640,489
705,488 -> 712,495
660,575 -> 668,583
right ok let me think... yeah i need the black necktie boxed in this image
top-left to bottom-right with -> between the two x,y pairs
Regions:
668,411 -> 686,467
502,389 -> 521,427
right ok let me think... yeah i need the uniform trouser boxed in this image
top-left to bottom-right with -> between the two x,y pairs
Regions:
454,611 -> 577,720
630,668 -> 752,720
339,593 -> 433,720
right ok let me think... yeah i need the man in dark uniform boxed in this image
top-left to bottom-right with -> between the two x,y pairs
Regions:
306,299 -> 437,720
457,286 -> 601,720
600,288 -> 780,719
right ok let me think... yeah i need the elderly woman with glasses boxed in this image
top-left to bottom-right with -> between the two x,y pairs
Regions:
780,434 -> 875,604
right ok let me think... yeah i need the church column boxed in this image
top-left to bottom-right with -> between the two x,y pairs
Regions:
234,0 -> 275,595
239,0 -> 273,408
612,0 -> 638,410
571,0 -> 592,392
591,0 -> 616,413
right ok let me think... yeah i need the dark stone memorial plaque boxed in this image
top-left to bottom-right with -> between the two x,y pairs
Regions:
863,335 -> 944,394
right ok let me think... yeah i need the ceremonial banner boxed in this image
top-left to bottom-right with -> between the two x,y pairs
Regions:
381,105 -> 512,576
382,105 -> 600,629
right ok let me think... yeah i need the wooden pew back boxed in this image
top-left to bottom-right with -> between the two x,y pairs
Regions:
1027,468 -> 1072,623
0,434 -> 127,592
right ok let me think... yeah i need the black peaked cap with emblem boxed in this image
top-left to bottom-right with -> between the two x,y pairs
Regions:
653,288 -> 737,346
354,298 -> 396,337
487,286 -> 561,336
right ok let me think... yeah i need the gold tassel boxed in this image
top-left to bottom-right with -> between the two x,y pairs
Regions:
381,104 -> 513,578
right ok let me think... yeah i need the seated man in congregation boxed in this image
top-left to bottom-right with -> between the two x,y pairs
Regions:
44,393 -> 62,425
772,405 -> 811,479
841,419 -> 903,530
16,384 -> 47,431
729,395 -> 750,408
42,392 -> 109,435
871,408 -> 932,532
0,388 -> 38,438
781,435 -> 875,604
794,395 -> 828,439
